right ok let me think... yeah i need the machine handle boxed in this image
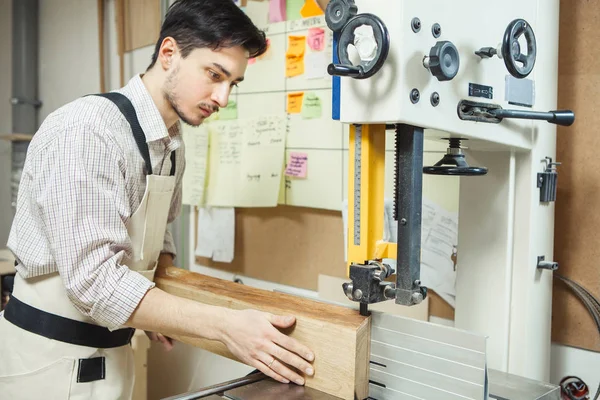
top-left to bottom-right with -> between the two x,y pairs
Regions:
327,63 -> 364,78
489,109 -> 575,126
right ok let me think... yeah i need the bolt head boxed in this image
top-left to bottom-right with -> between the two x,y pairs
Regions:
353,289 -> 363,300
411,292 -> 424,304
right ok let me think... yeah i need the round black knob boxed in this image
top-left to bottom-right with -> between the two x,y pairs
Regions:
325,0 -> 358,32
501,19 -> 536,78
425,41 -> 460,81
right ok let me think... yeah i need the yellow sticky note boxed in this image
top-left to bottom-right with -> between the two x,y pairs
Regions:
286,35 -> 306,77
288,35 -> 306,57
287,92 -> 304,113
300,0 -> 324,18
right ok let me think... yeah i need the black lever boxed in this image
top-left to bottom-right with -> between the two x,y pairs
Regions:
327,63 -> 364,78
488,109 -> 575,126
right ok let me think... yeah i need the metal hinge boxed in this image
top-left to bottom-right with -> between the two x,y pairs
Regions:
537,157 -> 561,203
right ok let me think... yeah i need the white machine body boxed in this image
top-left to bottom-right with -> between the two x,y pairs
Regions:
333,0 -> 561,383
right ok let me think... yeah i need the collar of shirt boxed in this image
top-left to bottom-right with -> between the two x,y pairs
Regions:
117,74 -> 182,147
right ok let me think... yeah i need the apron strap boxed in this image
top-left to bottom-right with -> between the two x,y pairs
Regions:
91,92 -> 179,176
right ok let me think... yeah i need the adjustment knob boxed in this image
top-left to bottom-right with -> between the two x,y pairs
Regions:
325,0 -> 358,32
423,41 -> 460,81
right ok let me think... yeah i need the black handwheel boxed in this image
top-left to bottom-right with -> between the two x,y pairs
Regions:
328,13 -> 390,79
501,19 -> 536,78
325,0 -> 357,32
423,139 -> 488,176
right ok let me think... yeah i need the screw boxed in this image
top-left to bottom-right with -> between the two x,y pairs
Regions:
411,17 -> 421,33
430,92 -> 440,107
353,289 -> 363,300
412,292 -> 424,304
414,280 -> 421,286
432,23 -> 441,38
410,88 -> 420,104
400,218 -> 407,225
336,9 -> 341,17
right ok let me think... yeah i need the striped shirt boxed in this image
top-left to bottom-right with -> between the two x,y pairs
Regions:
7,74 -> 185,330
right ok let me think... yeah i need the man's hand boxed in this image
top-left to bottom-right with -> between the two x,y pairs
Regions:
219,309 -> 315,385
146,331 -> 175,351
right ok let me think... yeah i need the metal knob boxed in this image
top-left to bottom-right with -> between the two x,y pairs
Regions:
423,41 -> 460,81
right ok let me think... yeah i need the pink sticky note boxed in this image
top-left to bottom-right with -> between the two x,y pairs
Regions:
285,152 -> 308,178
307,27 -> 325,52
269,0 -> 286,23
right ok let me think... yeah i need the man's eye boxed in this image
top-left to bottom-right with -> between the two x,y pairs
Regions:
209,70 -> 220,81
231,82 -> 239,88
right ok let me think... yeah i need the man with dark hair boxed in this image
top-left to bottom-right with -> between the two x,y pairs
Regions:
0,1 -> 315,398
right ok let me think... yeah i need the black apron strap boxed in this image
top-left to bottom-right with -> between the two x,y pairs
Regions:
3,295 -> 135,349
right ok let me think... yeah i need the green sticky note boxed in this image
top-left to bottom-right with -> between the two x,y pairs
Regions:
218,100 -> 238,120
301,92 -> 321,119
286,0 -> 304,21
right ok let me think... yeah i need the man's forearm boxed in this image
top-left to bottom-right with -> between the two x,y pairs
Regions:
125,285 -> 227,342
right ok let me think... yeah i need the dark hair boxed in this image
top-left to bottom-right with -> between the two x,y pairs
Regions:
147,0 -> 268,70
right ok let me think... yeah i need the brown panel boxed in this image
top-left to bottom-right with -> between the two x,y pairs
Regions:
155,266 -> 371,400
553,0 -> 600,352
123,0 -> 161,52
194,206 -> 455,320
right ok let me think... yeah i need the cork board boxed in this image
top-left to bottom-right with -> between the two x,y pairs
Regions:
553,0 -> 600,352
195,205 -> 455,320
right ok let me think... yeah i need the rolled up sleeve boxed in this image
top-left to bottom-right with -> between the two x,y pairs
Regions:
32,124 -> 154,330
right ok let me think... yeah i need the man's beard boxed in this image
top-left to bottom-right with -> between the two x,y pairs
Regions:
163,66 -> 203,127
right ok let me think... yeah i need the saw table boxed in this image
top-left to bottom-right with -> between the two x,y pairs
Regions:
164,369 -> 560,400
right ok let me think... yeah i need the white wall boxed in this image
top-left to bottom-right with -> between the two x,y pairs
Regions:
0,0 -> 13,247
33,1 -> 600,398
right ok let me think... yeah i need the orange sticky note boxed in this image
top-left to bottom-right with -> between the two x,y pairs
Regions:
286,36 -> 306,77
287,92 -> 304,113
287,35 -> 306,57
300,0 -> 324,18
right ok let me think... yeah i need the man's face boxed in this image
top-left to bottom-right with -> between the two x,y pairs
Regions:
163,45 -> 247,127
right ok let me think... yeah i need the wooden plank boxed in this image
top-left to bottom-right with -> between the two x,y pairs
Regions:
154,265 -> 370,400
123,0 -> 161,52
553,0 -> 600,352
0,133 -> 33,142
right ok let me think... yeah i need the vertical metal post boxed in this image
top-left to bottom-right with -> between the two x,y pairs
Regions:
394,124 -> 425,306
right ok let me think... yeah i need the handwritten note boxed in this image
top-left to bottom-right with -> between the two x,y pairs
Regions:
181,124 -> 209,206
286,35 -> 306,77
300,0 -> 324,18
195,207 -> 235,263
285,152 -> 308,178
301,92 -> 321,119
269,0 -> 286,23
287,92 -> 304,113
218,100 -> 238,120
206,115 -> 287,207
307,27 -> 325,51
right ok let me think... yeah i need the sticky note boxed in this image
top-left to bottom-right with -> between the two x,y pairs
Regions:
288,35 -> 306,57
301,92 -> 321,119
286,35 -> 306,77
307,27 -> 325,51
269,0 -> 286,23
300,0 -> 324,18
287,92 -> 304,113
285,152 -> 308,178
218,100 -> 238,120
286,0 -> 304,21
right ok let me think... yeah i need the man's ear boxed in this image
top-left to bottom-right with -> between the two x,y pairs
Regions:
158,37 -> 178,70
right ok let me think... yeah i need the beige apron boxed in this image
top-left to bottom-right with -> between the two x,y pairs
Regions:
0,93 -> 177,400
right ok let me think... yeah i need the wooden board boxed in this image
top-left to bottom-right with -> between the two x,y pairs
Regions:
154,265 -> 371,400
553,0 -> 600,352
195,205 -> 456,320
123,0 -> 161,52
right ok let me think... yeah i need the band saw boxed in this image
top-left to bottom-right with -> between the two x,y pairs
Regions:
165,0 -> 575,398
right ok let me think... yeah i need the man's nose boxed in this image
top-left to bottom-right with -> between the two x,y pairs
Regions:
212,84 -> 230,109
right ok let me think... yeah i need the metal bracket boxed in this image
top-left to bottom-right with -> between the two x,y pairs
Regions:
537,157 -> 561,203
10,97 -> 42,108
537,255 -> 558,271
